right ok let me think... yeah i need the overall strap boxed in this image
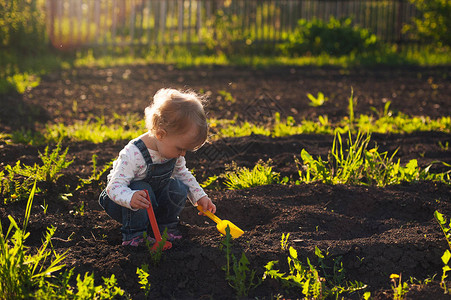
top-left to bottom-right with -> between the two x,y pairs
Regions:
133,138 -> 177,184
133,139 -> 153,165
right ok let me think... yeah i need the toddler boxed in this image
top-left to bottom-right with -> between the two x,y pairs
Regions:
99,88 -> 216,246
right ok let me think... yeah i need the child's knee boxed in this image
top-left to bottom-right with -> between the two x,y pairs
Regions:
98,189 -> 122,222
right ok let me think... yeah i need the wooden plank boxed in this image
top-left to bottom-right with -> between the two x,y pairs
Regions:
69,0 -> 74,45
197,0 -> 201,38
188,0 -> 192,44
47,0 -> 55,45
130,0 -> 135,52
111,0 -> 117,46
93,0 -> 100,44
145,0 -> 151,44
130,0 -> 135,44
159,0 -> 167,44
77,0 -> 82,44
178,0 -> 183,43
168,0 -> 173,43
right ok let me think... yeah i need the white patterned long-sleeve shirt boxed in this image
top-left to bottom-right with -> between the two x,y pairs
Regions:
106,139 -> 207,210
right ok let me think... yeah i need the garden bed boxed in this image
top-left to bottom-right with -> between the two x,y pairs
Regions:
1,65 -> 451,299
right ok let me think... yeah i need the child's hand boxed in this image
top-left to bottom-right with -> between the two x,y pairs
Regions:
197,196 -> 216,214
130,190 -> 151,210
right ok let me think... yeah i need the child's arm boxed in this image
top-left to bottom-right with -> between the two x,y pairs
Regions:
106,143 -> 147,209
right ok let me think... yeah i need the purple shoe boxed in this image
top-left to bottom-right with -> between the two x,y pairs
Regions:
122,236 -> 156,247
122,236 -> 143,247
167,232 -> 182,241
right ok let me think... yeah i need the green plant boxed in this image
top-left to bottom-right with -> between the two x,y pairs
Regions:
263,246 -> 325,298
221,226 -> 260,297
282,16 -> 378,56
44,116 -> 144,144
200,175 -> 219,189
1,142 -> 73,203
0,0 -> 50,95
0,0 -> 47,56
201,8 -> 253,56
297,130 -> 451,186
1,180 -> 126,298
218,90 -> 236,103
348,88 -> 355,127
10,142 -> 73,183
70,202 -> 85,217
136,264 -> 151,297
1,164 -> 38,203
281,233 -> 290,251
143,230 -> 169,266
315,247 -> 367,297
390,274 -> 410,300
362,146 -> 400,186
298,131 -> 369,185
77,154 -> 114,190
40,198 -> 48,214
406,0 -> 451,47
263,246 -> 366,299
37,143 -> 74,182
307,92 -> 328,107
224,160 -> 280,190
439,141 -> 449,151
2,72 -> 41,94
434,210 -> 451,293
74,272 -> 124,299
0,181 -> 66,298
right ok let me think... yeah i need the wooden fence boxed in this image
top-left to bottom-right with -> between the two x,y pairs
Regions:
45,0 -> 418,50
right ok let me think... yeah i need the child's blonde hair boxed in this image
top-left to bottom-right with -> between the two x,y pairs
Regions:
145,88 -> 208,150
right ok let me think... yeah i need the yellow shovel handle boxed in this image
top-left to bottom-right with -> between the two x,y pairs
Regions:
197,205 -> 222,224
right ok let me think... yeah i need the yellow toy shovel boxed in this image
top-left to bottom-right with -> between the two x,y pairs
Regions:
197,205 -> 244,238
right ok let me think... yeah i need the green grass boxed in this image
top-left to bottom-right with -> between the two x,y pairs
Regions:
263,240 -> 367,299
223,160 -> 281,190
70,45 -> 451,70
1,142 -> 73,203
434,211 -> 451,294
0,183 -> 124,298
45,117 -> 144,144
3,43 -> 450,95
199,130 -> 450,190
297,131 -> 451,186
0,51 -> 70,94
2,107 -> 450,146
210,111 -> 450,140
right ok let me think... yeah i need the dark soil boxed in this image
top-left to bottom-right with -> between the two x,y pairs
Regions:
1,65 -> 451,299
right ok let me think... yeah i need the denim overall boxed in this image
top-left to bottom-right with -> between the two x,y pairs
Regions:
99,139 -> 189,241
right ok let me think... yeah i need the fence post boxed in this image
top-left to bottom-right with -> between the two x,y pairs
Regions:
47,0 -> 56,47
396,0 -> 404,44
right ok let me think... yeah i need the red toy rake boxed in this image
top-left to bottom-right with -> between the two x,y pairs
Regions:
144,190 -> 172,252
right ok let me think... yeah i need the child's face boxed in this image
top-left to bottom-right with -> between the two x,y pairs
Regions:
156,125 -> 201,159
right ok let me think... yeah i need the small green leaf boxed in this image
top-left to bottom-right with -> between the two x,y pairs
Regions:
289,246 -> 298,260
435,210 -> 446,224
441,250 -> 451,264
314,246 -> 324,259
301,149 -> 313,164
59,193 -> 73,201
